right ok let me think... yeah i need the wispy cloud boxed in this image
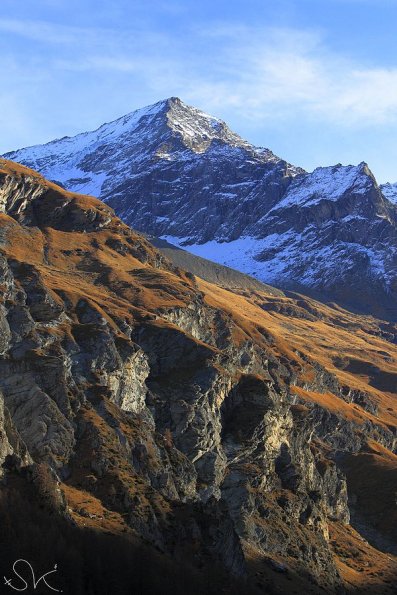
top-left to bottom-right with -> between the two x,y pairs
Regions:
1,12 -> 397,177
3,17 -> 395,128
175,26 -> 397,127
0,18 -> 86,44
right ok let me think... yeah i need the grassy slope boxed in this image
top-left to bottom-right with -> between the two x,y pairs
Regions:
0,158 -> 396,592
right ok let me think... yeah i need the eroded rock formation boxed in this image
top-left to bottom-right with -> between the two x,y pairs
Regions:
0,159 -> 396,593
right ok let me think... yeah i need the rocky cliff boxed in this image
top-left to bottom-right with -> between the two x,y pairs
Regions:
381,182 -> 397,205
0,159 -> 396,593
5,97 -> 397,319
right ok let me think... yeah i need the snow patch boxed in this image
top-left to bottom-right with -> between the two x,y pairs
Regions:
271,163 -> 373,211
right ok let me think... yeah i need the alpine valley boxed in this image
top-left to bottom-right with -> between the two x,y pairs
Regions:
0,100 -> 396,594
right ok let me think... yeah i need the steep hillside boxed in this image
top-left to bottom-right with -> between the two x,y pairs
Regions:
144,234 -> 283,295
0,159 -> 396,593
5,97 -> 397,318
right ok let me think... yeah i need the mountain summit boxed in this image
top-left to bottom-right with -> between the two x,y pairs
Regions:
5,98 -> 397,318
4,97 -> 302,237
5,97 -> 291,193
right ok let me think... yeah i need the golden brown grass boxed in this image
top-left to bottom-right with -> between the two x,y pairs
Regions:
1,157 -> 397,591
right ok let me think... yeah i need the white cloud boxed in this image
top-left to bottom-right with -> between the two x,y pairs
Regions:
0,18 -> 86,44
175,26 -> 397,127
2,16 -> 397,152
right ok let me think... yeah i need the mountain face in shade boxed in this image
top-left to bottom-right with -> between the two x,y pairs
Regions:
4,98 -> 397,317
0,159 -> 397,593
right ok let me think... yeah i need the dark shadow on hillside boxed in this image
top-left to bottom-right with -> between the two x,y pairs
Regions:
0,470 -> 260,595
0,469 -> 395,595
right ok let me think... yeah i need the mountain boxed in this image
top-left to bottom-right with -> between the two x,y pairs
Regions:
0,158 -> 396,593
3,98 -> 303,234
381,181 -> 397,204
4,97 -> 397,319
172,162 -> 397,319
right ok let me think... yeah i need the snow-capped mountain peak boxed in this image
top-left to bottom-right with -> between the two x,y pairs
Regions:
164,97 -> 251,153
4,98 -> 397,318
4,97 -> 289,198
381,181 -> 397,205
269,162 -> 374,211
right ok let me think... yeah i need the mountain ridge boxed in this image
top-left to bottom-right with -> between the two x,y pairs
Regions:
4,97 -> 397,319
381,181 -> 397,204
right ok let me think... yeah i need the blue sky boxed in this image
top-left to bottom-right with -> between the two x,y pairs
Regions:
1,0 -> 397,182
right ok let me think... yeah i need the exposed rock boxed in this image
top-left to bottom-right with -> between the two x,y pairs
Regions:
0,159 -> 395,592
5,98 -> 397,319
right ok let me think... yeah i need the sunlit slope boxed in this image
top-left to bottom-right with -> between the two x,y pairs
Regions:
0,158 -> 395,593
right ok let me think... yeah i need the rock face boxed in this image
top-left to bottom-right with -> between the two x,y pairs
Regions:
0,159 -> 396,593
380,181 -> 397,204
4,97 -> 397,318
3,99 -> 302,247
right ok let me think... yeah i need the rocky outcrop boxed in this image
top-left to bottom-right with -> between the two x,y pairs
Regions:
380,181 -> 397,204
0,159 -> 396,593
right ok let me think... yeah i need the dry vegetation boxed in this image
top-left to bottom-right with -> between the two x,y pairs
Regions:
0,159 -> 396,593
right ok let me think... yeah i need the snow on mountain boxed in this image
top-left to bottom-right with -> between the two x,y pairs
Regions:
164,160 -> 397,314
4,97 -> 397,317
5,97 -> 296,199
5,97 -> 303,245
270,163 -> 374,210
5,99 -> 172,195
381,181 -> 397,204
